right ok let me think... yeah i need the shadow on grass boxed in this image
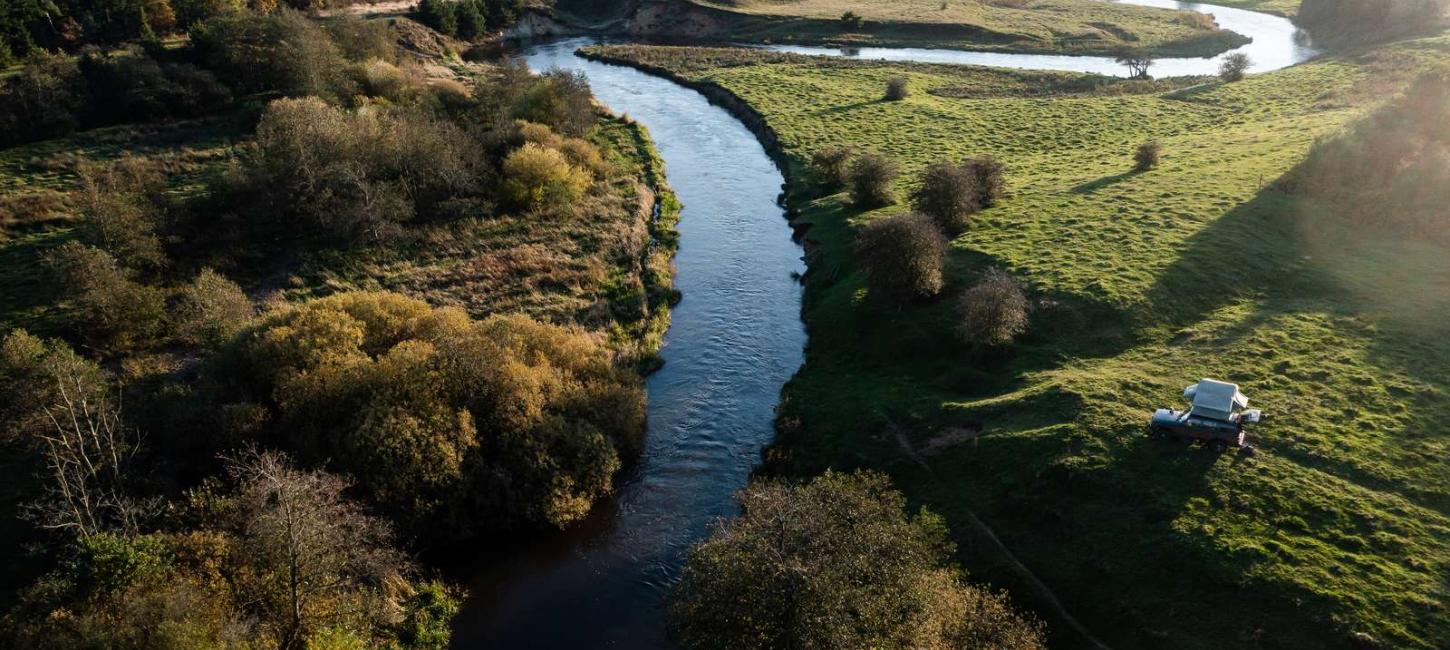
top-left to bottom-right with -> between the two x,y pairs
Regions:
1069,170 -> 1138,194
809,98 -> 888,117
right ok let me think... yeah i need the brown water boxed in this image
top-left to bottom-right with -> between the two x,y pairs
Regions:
448,38 -> 807,649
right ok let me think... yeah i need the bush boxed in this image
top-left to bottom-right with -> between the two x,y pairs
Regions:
75,157 -> 171,271
810,145 -> 853,190
840,10 -> 864,30
911,161 -> 978,234
1219,52 -> 1252,82
191,10 -> 354,99
849,152 -> 899,208
456,0 -> 489,41
958,269 -> 1029,347
225,97 -> 486,242
502,143 -> 593,211
225,291 -> 645,534
0,53 -> 86,148
884,75 -> 909,101
1134,140 -> 1162,172
417,0 -> 459,36
45,242 -> 169,353
175,268 -> 254,348
855,212 -> 947,303
325,14 -> 398,62
511,68 -> 597,137
966,155 -> 1007,208
670,471 -> 1046,650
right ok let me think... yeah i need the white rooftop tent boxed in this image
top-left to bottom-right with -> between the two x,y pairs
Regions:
1183,379 -> 1248,422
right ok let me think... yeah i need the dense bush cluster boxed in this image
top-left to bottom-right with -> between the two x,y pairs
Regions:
849,152 -> 900,207
670,471 -> 1046,650
221,291 -> 646,533
910,156 -> 1006,234
415,0 -> 523,41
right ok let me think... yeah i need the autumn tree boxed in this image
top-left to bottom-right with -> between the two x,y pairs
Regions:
849,152 -> 900,208
810,145 -> 854,190
911,160 -> 979,234
670,471 -> 1046,650
855,212 -> 947,303
957,268 -> 1029,347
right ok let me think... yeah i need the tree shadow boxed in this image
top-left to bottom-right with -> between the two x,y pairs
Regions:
809,99 -> 886,117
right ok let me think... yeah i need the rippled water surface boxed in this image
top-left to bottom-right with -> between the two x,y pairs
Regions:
767,0 -> 1319,75
449,38 -> 806,649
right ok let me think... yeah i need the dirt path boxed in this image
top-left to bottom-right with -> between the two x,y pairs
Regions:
891,427 -> 1114,650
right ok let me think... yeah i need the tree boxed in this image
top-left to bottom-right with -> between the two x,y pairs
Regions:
911,160 -> 979,234
849,152 -> 899,208
227,449 -> 408,649
17,337 -> 150,538
840,10 -> 864,30
1219,51 -> 1252,81
884,75 -> 909,101
670,471 -> 1046,650
958,268 -> 1029,346
511,68 -> 597,137
45,242 -> 169,352
810,146 -> 854,190
417,0 -> 458,36
1134,139 -> 1162,172
456,0 -> 487,41
965,155 -> 1007,208
855,212 -> 947,303
1115,47 -> 1154,79
75,157 -> 170,271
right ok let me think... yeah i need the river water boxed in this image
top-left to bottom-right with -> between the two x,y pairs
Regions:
452,4 -> 1312,648
767,0 -> 1319,76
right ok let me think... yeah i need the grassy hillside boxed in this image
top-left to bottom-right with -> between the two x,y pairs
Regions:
586,37 -> 1450,649
649,0 -> 1248,56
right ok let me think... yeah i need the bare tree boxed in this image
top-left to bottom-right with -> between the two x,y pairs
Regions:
24,363 -> 147,539
227,449 -> 408,650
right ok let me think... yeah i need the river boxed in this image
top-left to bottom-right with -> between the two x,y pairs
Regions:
451,3 -> 1313,648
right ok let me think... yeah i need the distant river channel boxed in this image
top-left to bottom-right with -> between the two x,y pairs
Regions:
451,3 -> 1316,648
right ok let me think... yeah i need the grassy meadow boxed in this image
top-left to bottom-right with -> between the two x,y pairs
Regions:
587,36 -> 1450,649
671,0 -> 1248,56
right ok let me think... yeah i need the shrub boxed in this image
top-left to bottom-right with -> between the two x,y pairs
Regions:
175,268 -> 254,348
849,152 -> 899,208
855,212 -> 947,303
502,143 -> 593,211
810,145 -> 853,190
511,68 -> 597,137
911,161 -> 979,234
417,0 -> 459,36
45,242 -> 169,353
966,155 -> 1007,208
191,10 -> 354,99
884,75 -> 909,101
325,14 -> 398,62
75,157 -> 171,271
226,292 -> 645,534
957,269 -> 1029,346
1134,140 -> 1162,172
670,471 -> 1046,650
0,53 -> 86,148
456,0 -> 489,41
840,10 -> 864,30
1219,52 -> 1252,82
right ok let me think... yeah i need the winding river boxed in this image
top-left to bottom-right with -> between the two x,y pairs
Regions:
452,4 -> 1314,648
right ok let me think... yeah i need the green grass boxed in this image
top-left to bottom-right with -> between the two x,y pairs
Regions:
675,0 -> 1249,56
590,35 -> 1450,649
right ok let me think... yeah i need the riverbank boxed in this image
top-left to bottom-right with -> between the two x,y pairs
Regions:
581,27 -> 1450,649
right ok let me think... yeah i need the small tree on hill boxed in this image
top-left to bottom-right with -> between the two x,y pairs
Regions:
958,268 -> 1029,347
1219,52 -> 1252,82
855,212 -> 947,303
1134,140 -> 1162,172
911,161 -> 978,234
810,145 -> 854,190
1115,47 -> 1154,79
884,75 -> 909,101
841,10 -> 864,30
417,0 -> 458,37
849,152 -> 899,208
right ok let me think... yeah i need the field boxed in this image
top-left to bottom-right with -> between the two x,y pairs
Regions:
587,37 -> 1450,649
646,0 -> 1248,56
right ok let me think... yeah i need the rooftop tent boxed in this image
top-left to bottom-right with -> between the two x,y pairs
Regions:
1183,379 -> 1248,421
